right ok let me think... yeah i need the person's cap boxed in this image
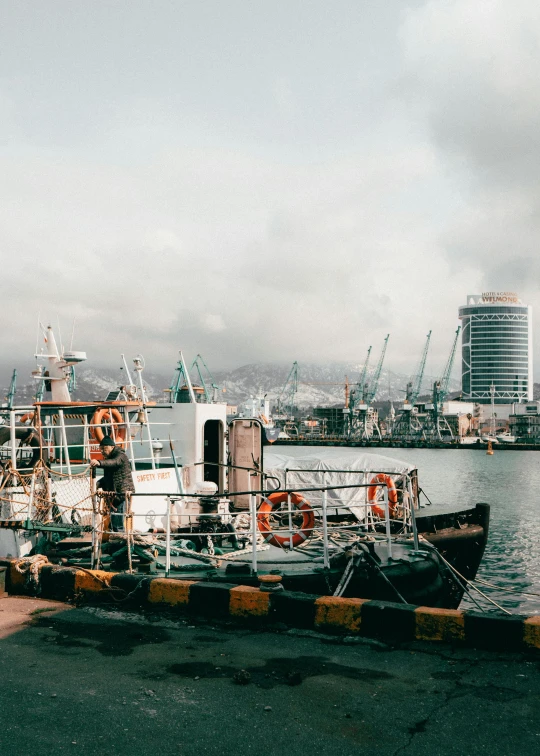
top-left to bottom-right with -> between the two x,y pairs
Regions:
99,436 -> 115,448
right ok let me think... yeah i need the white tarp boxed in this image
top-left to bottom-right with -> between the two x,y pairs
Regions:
263,449 -> 415,521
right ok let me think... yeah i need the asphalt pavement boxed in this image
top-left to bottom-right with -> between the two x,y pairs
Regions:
0,596 -> 539,756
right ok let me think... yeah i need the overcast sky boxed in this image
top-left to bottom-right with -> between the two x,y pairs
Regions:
1,1 -> 539,380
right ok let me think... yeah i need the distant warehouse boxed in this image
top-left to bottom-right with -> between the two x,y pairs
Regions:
459,292 -> 533,404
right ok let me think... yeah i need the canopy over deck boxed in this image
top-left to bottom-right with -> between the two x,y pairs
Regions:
264,449 -> 416,520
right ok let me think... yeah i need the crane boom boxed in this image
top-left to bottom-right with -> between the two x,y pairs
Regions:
358,346 -> 372,390
6,369 -> 17,410
438,326 -> 461,406
409,331 -> 431,405
349,346 -> 371,410
364,335 -> 389,405
192,354 -> 220,403
169,356 -> 186,402
277,361 -> 298,415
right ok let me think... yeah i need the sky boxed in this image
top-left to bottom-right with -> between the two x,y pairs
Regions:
1,0 -> 539,380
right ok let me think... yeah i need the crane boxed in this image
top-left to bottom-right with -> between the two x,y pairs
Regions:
34,371 -> 45,402
5,369 -> 17,410
276,361 -> 298,417
364,335 -> 389,406
349,346 -> 372,410
168,353 -> 221,403
438,326 -> 460,407
391,331 -> 432,441
192,354 -> 220,403
425,326 -> 461,441
407,330 -> 432,406
349,336 -> 390,440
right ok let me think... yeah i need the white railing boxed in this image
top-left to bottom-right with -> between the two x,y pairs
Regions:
0,406 -> 182,472
112,476 -> 417,575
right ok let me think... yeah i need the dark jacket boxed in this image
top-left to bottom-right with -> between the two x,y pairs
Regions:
97,447 -> 135,494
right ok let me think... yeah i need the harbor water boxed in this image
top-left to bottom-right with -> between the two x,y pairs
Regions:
285,446 -> 540,615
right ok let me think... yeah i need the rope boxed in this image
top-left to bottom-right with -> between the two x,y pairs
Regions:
419,537 -> 511,615
14,554 -> 50,589
473,577 -> 540,599
359,545 -> 408,604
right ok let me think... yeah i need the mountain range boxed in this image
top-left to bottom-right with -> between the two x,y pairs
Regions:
2,361 -> 463,409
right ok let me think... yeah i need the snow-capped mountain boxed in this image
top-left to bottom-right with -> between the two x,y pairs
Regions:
1,361 -> 462,409
214,363 -> 461,408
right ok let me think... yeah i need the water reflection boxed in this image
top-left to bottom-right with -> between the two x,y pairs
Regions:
281,446 -> 540,614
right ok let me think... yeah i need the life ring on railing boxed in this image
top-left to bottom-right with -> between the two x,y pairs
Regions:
89,407 -> 127,449
367,473 -> 398,519
257,491 -> 315,548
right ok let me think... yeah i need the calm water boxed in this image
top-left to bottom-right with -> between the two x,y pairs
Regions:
284,446 -> 540,614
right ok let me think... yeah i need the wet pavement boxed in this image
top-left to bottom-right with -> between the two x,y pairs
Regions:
1,596 -> 539,755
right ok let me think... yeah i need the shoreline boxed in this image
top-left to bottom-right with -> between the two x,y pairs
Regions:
270,439 -> 540,451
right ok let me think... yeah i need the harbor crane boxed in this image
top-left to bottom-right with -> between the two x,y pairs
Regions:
349,336 -> 389,440
423,326 -> 461,441
392,331 -> 432,441
348,346 -> 372,414
364,336 -> 389,406
168,353 -> 221,403
276,361 -> 299,418
2,369 -> 18,417
6,369 -> 17,410
192,354 -> 221,403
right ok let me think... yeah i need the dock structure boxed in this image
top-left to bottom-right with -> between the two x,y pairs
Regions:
1,558 -> 539,652
1,593 -> 539,756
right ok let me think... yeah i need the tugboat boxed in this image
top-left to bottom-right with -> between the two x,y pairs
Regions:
0,326 -> 489,608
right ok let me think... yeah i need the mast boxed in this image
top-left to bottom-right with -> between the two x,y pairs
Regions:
43,325 -> 71,403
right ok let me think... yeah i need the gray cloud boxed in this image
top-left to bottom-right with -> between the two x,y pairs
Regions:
3,1 -> 536,383
401,1 -> 540,307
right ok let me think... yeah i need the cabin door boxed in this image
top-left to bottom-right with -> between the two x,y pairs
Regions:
227,419 -> 263,510
203,419 -> 224,491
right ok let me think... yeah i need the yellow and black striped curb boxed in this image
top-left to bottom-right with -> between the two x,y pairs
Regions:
1,558 -> 539,651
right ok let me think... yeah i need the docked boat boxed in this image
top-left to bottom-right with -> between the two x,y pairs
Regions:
0,326 -> 489,608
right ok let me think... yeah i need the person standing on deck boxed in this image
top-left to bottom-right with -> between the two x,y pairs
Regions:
90,436 -> 135,532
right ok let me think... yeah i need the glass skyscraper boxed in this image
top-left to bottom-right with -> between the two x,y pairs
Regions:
458,293 -> 533,404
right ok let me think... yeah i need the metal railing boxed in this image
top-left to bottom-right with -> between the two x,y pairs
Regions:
0,406 -> 184,472
108,476 -> 416,576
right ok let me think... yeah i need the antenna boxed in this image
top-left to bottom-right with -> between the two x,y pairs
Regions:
121,354 -> 135,387
70,318 -> 76,351
57,316 -> 64,357
35,312 -> 41,356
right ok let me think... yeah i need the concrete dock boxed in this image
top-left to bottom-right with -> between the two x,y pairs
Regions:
0,596 -> 539,755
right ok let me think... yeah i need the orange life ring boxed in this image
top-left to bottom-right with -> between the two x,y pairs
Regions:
368,473 -> 398,519
90,407 -> 127,448
257,491 -> 315,548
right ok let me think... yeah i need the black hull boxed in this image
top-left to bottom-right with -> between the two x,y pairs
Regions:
46,503 -> 490,611
203,503 -> 490,608
416,502 -> 490,607
172,543 -> 460,608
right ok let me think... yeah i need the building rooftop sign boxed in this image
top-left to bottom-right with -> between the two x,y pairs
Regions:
464,292 -> 522,306
481,291 -> 520,304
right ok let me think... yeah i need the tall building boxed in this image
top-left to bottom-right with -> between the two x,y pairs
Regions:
458,292 -> 533,404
